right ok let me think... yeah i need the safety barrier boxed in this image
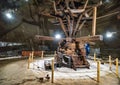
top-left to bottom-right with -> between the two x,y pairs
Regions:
94,53 -> 119,83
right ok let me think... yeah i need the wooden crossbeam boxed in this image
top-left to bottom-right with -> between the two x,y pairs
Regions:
35,35 -> 103,43
35,35 -> 54,41
75,35 -> 103,42
67,9 -> 85,13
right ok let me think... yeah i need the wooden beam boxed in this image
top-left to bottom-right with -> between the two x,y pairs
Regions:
53,1 -> 57,14
97,11 -> 119,20
74,10 -> 93,36
68,8 -> 74,19
70,20 -> 74,37
71,0 -> 76,9
67,15 -> 71,37
77,20 -> 86,32
59,18 -> 68,37
65,0 -> 69,9
73,8 -> 92,36
68,9 -> 84,13
73,14 -> 83,36
92,7 -> 97,36
51,59 -> 54,83
76,35 -> 103,42
35,35 -> 54,41
83,0 -> 89,9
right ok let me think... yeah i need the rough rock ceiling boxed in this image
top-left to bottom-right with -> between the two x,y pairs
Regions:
0,0 -> 119,48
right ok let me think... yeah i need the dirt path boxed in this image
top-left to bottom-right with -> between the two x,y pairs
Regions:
0,59 -> 120,85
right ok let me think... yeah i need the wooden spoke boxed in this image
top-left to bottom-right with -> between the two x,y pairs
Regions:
59,18 -> 68,37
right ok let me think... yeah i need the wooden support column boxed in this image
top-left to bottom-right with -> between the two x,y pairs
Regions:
54,51 -> 56,56
116,58 -> 119,77
41,51 -> 44,59
92,7 -> 97,36
109,55 -> 112,70
31,51 -> 34,62
94,53 -> 96,61
51,59 -> 54,83
97,61 -> 100,82
28,54 -> 31,69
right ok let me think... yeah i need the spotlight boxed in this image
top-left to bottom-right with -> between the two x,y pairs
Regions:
5,12 -> 13,19
106,32 -> 116,38
55,34 -> 61,39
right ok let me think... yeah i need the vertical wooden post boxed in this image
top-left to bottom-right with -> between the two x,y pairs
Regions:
54,51 -> 56,56
51,59 -> 54,83
41,51 -> 44,59
92,7 -> 97,36
29,53 -> 32,62
94,53 -> 96,61
28,55 -> 31,69
116,58 -> 119,77
97,61 -> 100,82
109,55 -> 112,70
31,51 -> 34,62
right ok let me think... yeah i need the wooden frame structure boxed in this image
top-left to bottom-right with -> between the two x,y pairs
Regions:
35,0 -> 103,70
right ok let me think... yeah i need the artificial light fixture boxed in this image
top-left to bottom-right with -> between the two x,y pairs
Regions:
106,32 -> 116,38
5,12 -> 13,19
55,34 -> 61,39
25,0 -> 29,2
